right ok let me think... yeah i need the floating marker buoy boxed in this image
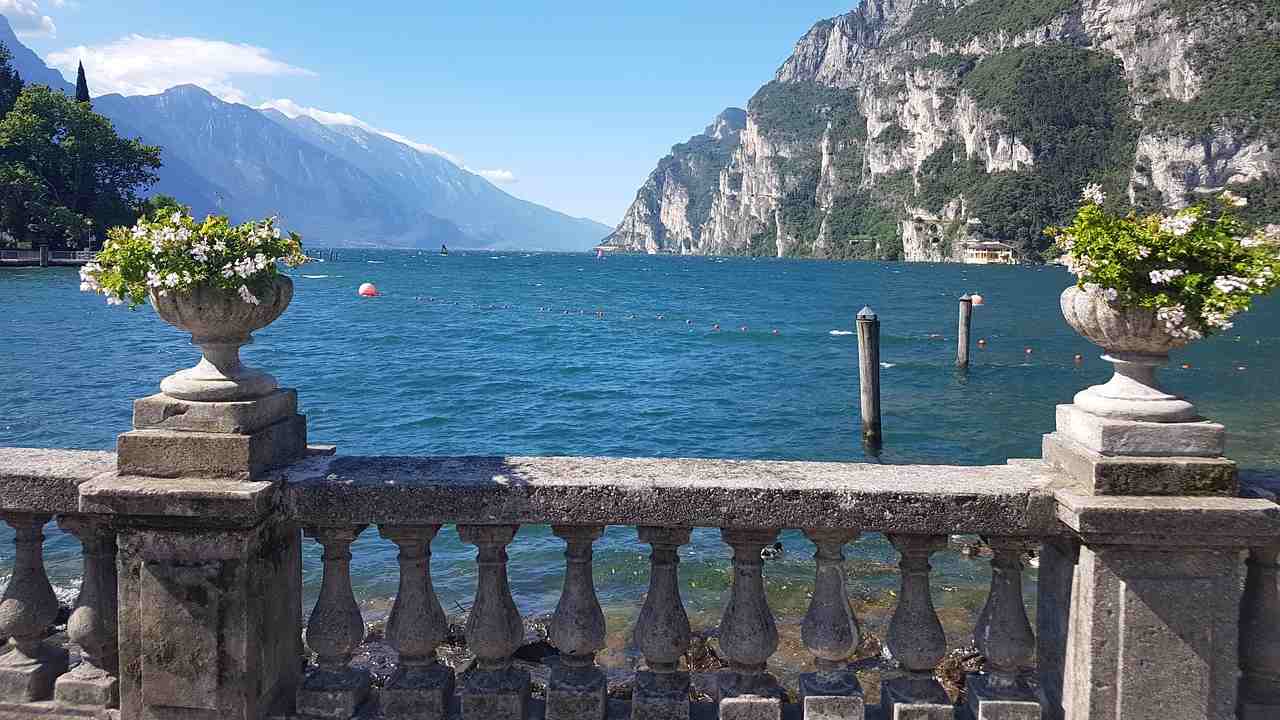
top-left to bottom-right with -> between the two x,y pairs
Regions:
740,325 -> 748,332
358,282 -> 379,297
1181,363 -> 1192,369
971,294 -> 985,306
977,338 -> 988,347
1025,348 -> 1034,355
712,324 -> 721,332
1074,354 -> 1084,363
772,329 -> 780,336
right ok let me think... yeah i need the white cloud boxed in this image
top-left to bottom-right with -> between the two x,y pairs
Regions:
47,35 -> 313,103
2,0 -> 57,37
478,169 -> 517,185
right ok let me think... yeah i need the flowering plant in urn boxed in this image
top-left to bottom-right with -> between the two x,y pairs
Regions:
80,210 -> 307,401
1047,186 -> 1280,422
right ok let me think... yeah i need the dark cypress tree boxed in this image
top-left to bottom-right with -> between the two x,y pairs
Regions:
0,43 -> 23,117
75,61 -> 90,104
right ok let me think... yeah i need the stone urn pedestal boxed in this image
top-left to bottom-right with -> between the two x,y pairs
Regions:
1043,285 -> 1237,496
116,276 -> 307,480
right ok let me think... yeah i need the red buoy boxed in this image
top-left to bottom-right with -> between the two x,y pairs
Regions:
358,282 -> 379,297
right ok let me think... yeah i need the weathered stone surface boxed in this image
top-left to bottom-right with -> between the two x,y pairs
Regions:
1052,485 -> 1280,547
461,666 -> 530,720
117,413 -> 306,480
0,644 -> 68,703
888,702 -> 954,720
1055,404 -> 1223,458
115,518 -> 302,720
631,670 -> 690,720
0,448 -> 114,514
78,474 -> 277,524
803,693 -> 865,720
546,663 -> 607,720
882,675 -> 950,714
132,388 -> 297,434
1061,544 -> 1243,720
1043,432 -> 1237,496
295,668 -> 370,719
381,663 -> 454,719
965,675 -> 1040,719
284,455 -> 1057,533
718,695 -> 781,720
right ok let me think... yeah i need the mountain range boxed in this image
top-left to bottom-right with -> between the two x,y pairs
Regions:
604,0 -> 1279,262
0,16 -> 610,250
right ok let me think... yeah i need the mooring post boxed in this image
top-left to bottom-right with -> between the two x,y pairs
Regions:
856,307 -> 882,449
957,295 -> 973,369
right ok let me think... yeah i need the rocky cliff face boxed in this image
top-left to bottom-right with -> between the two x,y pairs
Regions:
605,0 -> 1279,261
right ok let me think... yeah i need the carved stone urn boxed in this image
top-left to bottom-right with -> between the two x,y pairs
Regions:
150,276 -> 293,402
1060,285 -> 1197,423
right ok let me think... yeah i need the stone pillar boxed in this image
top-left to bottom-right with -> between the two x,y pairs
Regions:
799,528 -> 864,720
717,528 -> 783,720
0,513 -> 68,702
548,525 -> 607,720
1239,542 -> 1280,720
967,536 -> 1039,720
632,526 -> 692,720
298,525 -> 370,719
378,524 -> 453,720
458,524 -> 528,720
55,515 -> 119,708
108,508 -> 303,720
882,534 -> 950,719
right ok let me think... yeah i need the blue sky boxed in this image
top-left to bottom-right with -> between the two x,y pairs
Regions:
5,1 -> 855,225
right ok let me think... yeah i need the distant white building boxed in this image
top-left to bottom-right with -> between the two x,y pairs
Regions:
963,240 -> 1016,265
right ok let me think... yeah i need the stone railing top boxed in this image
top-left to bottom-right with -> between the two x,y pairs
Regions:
0,447 -> 115,514
281,454 -> 1060,534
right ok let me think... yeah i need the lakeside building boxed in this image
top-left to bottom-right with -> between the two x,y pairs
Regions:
963,240 -> 1017,265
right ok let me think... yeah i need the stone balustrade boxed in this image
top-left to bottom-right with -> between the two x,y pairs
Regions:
0,447 -> 1277,720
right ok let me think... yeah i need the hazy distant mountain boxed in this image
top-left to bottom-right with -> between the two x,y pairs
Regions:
0,16 -> 610,250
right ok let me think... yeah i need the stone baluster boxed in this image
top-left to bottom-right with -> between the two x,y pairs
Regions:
632,526 -> 692,720
0,513 -> 69,702
458,524 -> 528,720
297,525 -> 370,720
967,536 -> 1040,720
799,528 -> 865,720
378,525 -> 453,720
54,516 -> 119,708
717,528 -> 783,720
1240,542 -> 1280,719
548,525 -> 608,720
882,534 -> 950,718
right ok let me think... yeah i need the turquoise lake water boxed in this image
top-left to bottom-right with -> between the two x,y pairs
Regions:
2,251 -> 1278,651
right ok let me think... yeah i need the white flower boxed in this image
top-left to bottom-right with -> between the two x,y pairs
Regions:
237,285 -> 260,306
170,212 -> 182,224
1081,183 -> 1106,205
1213,276 -> 1252,294
1136,246 -> 1151,259
79,282 -> 92,292
1159,214 -> 1196,237
1202,308 -> 1236,330
164,272 -> 181,288
1220,190 -> 1248,208
1149,268 -> 1185,284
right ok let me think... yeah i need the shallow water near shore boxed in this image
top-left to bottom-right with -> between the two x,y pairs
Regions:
3,251 -> 1278,679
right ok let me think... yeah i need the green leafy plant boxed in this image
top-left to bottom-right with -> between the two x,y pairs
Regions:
80,209 -> 306,308
1048,185 -> 1280,339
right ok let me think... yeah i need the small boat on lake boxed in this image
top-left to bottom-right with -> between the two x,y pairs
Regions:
440,244 -> 449,256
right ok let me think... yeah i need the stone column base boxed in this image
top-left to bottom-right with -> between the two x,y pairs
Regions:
963,674 -> 1040,719
719,695 -> 782,720
0,645 -> 69,702
117,413 -> 306,480
1042,431 -> 1236,496
53,663 -> 119,708
546,665 -> 606,720
381,663 -> 453,720
295,667 -> 371,720
631,670 -> 689,720
461,667 -> 529,720
881,674 -> 952,720
799,670 -> 865,719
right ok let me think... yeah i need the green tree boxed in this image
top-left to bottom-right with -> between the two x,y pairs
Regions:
0,85 -> 161,249
75,62 -> 90,105
0,43 -> 23,118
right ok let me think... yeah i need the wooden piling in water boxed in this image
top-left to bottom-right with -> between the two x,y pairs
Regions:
857,306 -> 882,449
957,294 -> 973,369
